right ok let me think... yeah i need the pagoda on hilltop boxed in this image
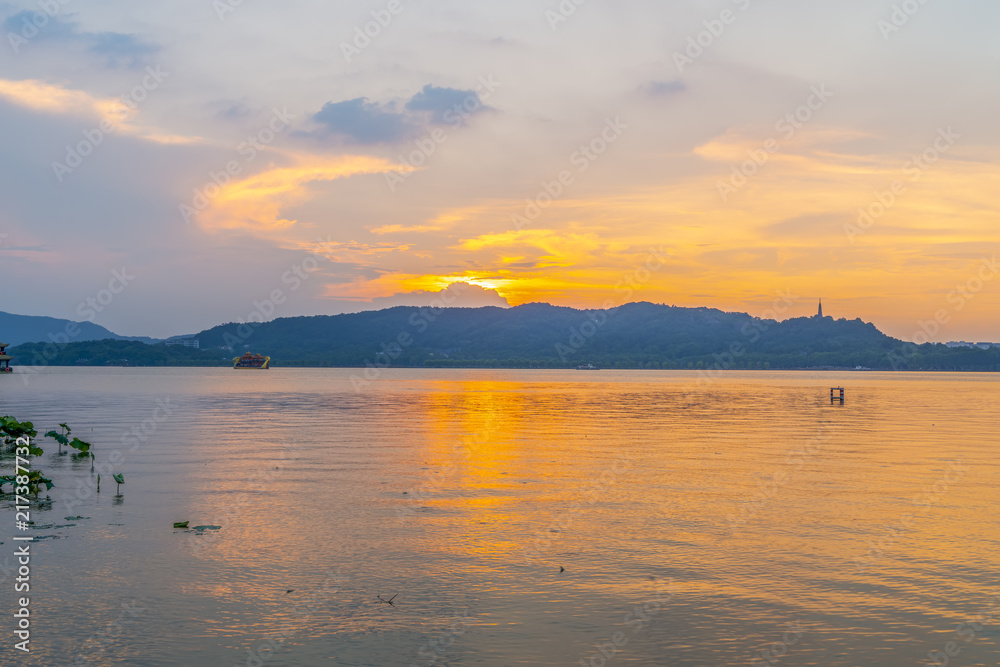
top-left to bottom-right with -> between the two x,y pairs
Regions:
0,342 -> 12,373
816,299 -> 824,319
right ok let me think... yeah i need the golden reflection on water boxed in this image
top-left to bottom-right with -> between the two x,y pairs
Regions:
1,368 -> 998,666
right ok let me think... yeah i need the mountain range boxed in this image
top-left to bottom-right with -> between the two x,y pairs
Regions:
5,302 -> 999,371
0,311 -> 157,346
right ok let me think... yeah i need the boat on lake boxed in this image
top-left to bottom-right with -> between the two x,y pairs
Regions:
233,352 -> 271,369
576,363 -> 600,370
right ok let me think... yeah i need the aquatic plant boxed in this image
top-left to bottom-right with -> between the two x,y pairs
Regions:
44,423 -> 92,455
1,416 -> 42,456
0,470 -> 54,495
0,415 -> 49,494
2,415 -> 120,504
44,423 -> 68,453
113,472 -> 125,495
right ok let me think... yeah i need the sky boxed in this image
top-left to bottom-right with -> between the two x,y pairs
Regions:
0,0 -> 998,342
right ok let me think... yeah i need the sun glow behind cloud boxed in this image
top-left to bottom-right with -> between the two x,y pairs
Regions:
208,104 -> 1000,340
331,128 -> 1000,334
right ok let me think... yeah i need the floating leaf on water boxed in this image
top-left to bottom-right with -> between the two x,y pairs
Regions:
69,438 -> 92,453
173,521 -> 189,529
65,516 -> 90,521
45,430 -> 69,446
192,525 -> 221,531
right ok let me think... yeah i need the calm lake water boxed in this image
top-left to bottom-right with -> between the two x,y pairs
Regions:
0,368 -> 998,666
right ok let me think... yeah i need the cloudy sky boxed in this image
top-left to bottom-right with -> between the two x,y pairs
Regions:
1,0 -> 998,341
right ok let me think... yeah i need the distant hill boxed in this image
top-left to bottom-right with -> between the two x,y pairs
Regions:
8,338 -> 228,368
186,301 -> 915,369
0,311 -> 158,346
10,302 -> 998,371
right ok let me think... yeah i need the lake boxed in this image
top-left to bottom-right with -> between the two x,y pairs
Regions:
1,368 -> 998,666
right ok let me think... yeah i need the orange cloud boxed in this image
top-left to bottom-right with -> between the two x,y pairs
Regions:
290,238 -> 412,263
458,229 -> 611,268
0,78 -> 127,120
0,78 -> 201,144
369,205 -> 491,236
196,153 -> 412,233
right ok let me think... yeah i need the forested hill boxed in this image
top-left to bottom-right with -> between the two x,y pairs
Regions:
193,301 -> 897,368
13,301 -> 997,371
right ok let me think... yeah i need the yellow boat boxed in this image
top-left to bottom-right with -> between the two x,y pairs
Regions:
233,352 -> 270,369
